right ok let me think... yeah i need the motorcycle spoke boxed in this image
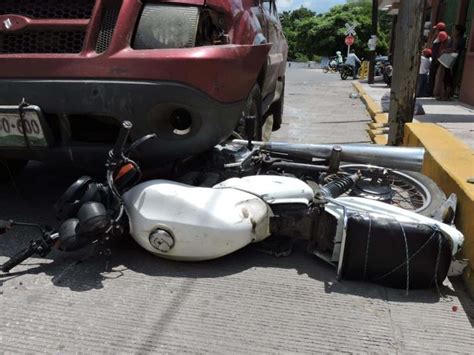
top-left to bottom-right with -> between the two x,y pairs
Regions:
331,166 -> 432,213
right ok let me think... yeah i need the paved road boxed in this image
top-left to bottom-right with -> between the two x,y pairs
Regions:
1,67 -> 473,353
273,66 -> 371,144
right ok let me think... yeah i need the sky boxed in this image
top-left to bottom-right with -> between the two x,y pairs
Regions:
276,0 -> 347,13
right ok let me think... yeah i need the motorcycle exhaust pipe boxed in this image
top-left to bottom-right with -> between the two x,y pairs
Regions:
232,141 -> 425,172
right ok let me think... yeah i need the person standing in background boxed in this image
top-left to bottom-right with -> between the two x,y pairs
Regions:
440,25 -> 466,100
417,48 -> 432,97
428,22 -> 447,96
433,31 -> 451,100
336,51 -> 344,65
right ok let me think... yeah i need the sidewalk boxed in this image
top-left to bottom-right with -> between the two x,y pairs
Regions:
358,81 -> 474,149
353,80 -> 474,298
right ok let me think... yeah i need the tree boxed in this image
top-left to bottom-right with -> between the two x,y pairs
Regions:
280,1 -> 392,60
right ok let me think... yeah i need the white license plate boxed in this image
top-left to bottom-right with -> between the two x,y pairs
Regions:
0,109 -> 47,147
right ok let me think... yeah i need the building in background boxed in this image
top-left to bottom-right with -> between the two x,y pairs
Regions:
379,0 -> 474,105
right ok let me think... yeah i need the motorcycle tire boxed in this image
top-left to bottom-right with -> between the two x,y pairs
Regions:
323,67 -> 329,73
328,165 -> 446,217
340,71 -> 348,80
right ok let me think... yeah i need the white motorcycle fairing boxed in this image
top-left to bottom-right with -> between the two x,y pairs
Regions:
214,175 -> 314,205
123,175 -> 314,261
123,179 -> 273,261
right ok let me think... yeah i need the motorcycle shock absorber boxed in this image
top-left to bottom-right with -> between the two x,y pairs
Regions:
320,172 -> 360,198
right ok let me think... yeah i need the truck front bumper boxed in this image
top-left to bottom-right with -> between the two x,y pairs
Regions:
0,79 -> 245,166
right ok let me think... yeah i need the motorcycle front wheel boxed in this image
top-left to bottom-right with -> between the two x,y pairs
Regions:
326,164 -> 446,217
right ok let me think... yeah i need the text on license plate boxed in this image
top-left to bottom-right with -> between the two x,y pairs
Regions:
0,111 -> 47,147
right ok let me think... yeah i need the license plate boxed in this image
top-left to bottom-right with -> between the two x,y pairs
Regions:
0,106 -> 48,147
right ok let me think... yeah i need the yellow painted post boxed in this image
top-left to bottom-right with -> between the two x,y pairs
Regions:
359,61 -> 369,80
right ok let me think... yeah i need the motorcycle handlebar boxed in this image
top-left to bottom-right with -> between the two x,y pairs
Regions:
112,121 -> 133,159
1,244 -> 36,273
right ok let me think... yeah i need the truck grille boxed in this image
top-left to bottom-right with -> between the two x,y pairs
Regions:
0,0 -> 96,54
0,30 -> 86,54
96,2 -> 122,53
0,0 -> 96,19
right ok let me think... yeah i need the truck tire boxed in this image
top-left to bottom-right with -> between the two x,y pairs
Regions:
271,77 -> 285,132
235,84 -> 263,140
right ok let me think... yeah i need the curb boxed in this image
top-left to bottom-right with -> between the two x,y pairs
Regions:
353,82 -> 387,144
404,123 -> 474,297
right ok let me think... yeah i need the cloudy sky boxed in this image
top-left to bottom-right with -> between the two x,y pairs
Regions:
276,0 -> 347,13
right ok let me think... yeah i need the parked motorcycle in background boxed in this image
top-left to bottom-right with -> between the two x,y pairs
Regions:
381,55 -> 393,87
323,56 -> 340,73
374,55 -> 388,77
339,63 -> 357,80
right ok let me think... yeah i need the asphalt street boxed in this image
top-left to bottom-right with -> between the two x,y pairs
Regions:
0,67 -> 473,353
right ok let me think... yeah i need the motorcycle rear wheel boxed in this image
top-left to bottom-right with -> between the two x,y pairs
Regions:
326,164 -> 445,217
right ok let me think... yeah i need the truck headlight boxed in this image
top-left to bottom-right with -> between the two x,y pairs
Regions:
133,4 -> 200,49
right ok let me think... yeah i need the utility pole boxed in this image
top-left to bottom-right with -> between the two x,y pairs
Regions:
368,0 -> 378,84
388,0 -> 426,146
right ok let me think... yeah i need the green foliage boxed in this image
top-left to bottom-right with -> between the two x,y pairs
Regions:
295,53 -> 309,62
280,1 -> 392,61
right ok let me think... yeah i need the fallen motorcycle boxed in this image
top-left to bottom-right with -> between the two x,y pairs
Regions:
0,121 -> 463,290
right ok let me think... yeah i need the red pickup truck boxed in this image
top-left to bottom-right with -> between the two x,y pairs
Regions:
0,0 -> 287,176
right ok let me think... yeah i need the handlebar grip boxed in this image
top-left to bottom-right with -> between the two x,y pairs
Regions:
112,121 -> 133,158
1,245 -> 36,273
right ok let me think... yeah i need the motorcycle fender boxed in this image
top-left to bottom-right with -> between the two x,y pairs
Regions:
123,180 -> 271,261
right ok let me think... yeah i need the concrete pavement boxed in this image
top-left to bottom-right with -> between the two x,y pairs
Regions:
273,66 -> 371,144
1,66 -> 473,353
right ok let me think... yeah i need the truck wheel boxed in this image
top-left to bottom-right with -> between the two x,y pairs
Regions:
235,84 -> 263,140
271,77 -> 285,132
0,159 -> 28,182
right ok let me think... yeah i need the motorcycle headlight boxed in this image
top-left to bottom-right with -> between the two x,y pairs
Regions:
133,4 -> 200,49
